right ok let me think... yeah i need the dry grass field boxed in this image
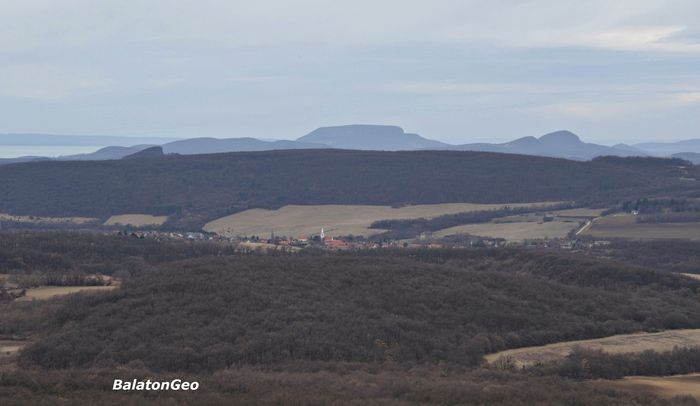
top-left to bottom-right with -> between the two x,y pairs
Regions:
485,329 -> 700,368
0,213 -> 97,224
0,341 -> 23,357
204,203 -> 558,238
603,373 -> 700,400
583,214 -> 700,240
433,219 -> 579,241
15,285 -> 120,301
0,340 -> 25,372
104,214 -> 168,227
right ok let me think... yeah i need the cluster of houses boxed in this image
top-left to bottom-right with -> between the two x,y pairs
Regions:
116,227 -> 611,254
117,230 -> 216,242
244,233 -> 363,250
117,227 -> 442,251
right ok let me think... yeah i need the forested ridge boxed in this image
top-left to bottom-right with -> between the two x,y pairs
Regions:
579,238 -> 700,274
0,232 -> 235,277
0,150 -> 694,227
15,248 -> 700,372
3,232 -> 700,404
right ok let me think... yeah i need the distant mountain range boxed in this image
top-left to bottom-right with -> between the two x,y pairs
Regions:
1,125 -> 699,164
0,146 -> 153,165
162,137 -> 326,154
450,130 -> 643,160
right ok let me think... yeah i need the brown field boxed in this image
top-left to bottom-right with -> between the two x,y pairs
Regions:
0,213 -> 97,225
583,214 -> 700,240
204,202 -> 560,238
603,374 -> 700,399
104,214 -> 168,227
16,284 -> 119,301
485,329 -> 700,368
433,219 -> 579,241
0,340 -> 26,371
0,341 -> 24,357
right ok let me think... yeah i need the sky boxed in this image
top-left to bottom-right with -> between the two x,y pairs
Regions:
1,0 -> 700,145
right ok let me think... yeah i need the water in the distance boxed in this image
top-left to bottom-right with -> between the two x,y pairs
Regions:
0,145 -> 103,158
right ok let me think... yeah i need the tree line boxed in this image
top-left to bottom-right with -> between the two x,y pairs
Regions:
369,203 -> 573,239
531,347 -> 700,380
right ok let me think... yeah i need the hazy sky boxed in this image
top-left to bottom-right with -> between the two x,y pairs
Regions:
1,0 -> 700,144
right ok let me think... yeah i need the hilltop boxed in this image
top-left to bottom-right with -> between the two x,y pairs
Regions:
122,146 -> 165,160
454,130 -> 640,160
297,124 -> 449,150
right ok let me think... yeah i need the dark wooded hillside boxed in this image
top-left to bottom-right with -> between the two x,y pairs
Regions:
0,232 -> 235,277
19,248 -> 700,372
0,150 -> 693,227
3,233 -> 700,405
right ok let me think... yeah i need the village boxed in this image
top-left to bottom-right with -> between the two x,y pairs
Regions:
116,226 -> 612,254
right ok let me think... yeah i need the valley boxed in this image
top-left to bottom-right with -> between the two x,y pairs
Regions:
1,151 -> 700,404
6,1 -> 700,402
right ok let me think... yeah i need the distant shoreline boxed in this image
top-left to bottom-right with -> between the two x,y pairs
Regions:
0,145 -> 105,159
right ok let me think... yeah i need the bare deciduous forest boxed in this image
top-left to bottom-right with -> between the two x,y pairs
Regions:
2,233 -> 700,404
0,152 -> 695,228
